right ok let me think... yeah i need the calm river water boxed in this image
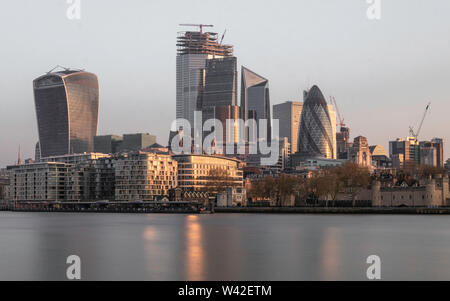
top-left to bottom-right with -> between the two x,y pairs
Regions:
0,212 -> 449,280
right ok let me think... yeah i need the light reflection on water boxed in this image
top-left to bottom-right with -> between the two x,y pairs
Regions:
184,215 -> 204,280
1,212 -> 450,280
318,227 -> 342,280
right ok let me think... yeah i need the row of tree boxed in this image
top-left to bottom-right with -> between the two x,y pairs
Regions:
206,162 -> 447,206
248,163 -> 371,207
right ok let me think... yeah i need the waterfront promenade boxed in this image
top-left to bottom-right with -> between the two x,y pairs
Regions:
1,201 -> 450,214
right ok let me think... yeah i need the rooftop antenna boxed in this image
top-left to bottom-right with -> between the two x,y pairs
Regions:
46,65 -> 85,74
47,65 -> 69,74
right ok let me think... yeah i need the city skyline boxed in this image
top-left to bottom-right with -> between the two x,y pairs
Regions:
1,1 -> 450,167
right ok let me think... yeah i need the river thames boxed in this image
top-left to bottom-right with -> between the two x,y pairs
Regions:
0,212 -> 449,281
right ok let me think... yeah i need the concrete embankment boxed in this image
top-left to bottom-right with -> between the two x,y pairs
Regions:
214,207 -> 450,215
2,203 -> 450,214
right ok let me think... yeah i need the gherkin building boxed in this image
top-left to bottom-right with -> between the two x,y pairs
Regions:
298,85 -> 336,159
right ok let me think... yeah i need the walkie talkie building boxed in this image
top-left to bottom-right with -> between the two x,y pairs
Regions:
33,69 -> 99,158
298,85 -> 336,159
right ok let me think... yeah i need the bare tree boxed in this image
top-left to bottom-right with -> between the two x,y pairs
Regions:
206,168 -> 238,195
338,162 -> 371,206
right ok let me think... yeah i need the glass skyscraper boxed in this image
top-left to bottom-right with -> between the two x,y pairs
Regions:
200,56 -> 239,145
298,85 -> 336,159
33,69 -> 99,158
201,57 -> 238,109
273,101 -> 303,154
240,66 -> 271,142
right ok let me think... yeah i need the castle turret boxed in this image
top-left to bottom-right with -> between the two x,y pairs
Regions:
426,178 -> 438,207
442,174 -> 449,206
372,180 -> 381,207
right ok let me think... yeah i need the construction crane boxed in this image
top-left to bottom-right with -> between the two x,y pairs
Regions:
409,102 -> 431,139
330,96 -> 345,128
219,29 -> 227,44
179,24 -> 214,34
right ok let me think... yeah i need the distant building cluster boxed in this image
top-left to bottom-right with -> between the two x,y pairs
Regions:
1,25 -> 448,209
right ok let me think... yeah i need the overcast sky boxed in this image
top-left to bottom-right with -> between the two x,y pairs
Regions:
1,0 -> 450,167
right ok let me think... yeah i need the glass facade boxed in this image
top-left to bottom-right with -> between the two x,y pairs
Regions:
33,71 -> 99,158
201,57 -> 237,108
298,85 -> 336,159
240,67 -> 271,141
176,53 -> 209,128
273,101 -> 303,154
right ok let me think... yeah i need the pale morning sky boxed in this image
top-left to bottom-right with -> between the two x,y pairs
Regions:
1,0 -> 450,167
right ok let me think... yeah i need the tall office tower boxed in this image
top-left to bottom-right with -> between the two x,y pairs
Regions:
419,141 -> 438,167
33,68 -> 99,158
406,137 -> 420,164
176,29 -> 233,131
297,85 -> 337,159
201,56 -> 239,144
431,138 -> 444,167
418,138 -> 444,167
273,101 -> 303,154
214,105 -> 240,144
240,66 -> 271,141
202,57 -> 238,109
389,138 -> 410,168
336,126 -> 351,159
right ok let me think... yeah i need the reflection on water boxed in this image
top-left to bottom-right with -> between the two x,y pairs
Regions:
184,215 -> 204,280
143,226 -> 158,241
319,227 -> 342,280
1,212 -> 450,280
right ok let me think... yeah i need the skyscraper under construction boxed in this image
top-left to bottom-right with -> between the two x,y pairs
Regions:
176,25 -> 234,132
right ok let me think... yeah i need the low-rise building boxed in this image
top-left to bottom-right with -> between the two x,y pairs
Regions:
7,162 -> 74,202
217,187 -> 247,207
45,152 -> 115,201
172,154 -> 244,194
293,158 -> 345,171
0,169 -> 9,201
94,135 -> 123,154
44,152 -> 110,165
115,152 -> 177,201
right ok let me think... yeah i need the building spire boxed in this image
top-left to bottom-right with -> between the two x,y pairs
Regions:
17,145 -> 22,165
